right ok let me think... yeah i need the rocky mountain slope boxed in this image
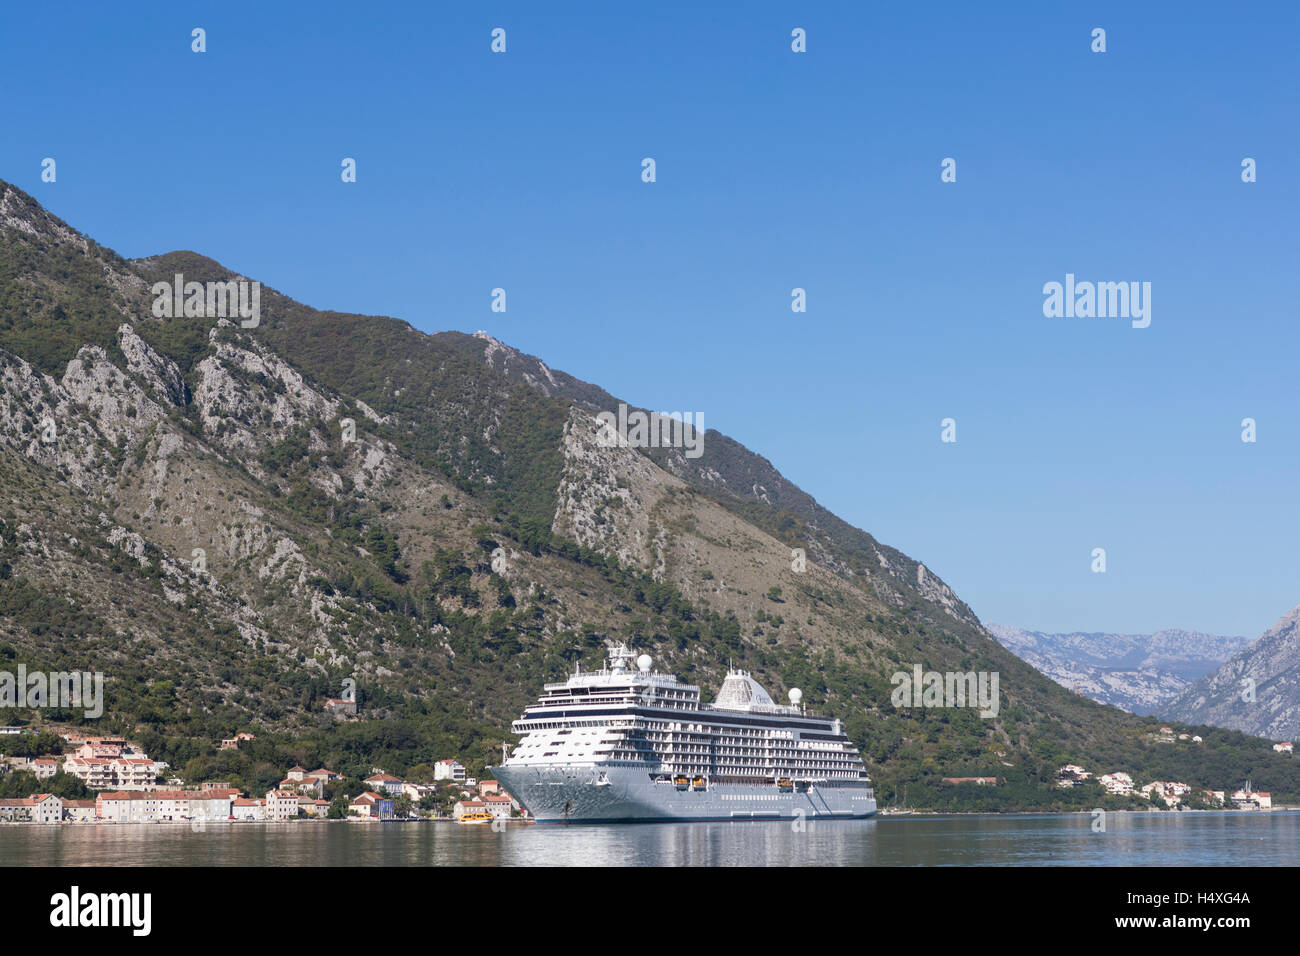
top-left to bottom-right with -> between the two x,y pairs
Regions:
2,177 -> 1297,806
987,624 -> 1250,715
1162,606 -> 1300,740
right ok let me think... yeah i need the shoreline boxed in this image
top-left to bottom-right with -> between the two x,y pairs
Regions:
0,816 -> 518,827
2,807 -> 1292,827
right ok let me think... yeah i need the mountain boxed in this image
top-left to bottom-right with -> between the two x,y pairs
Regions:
2,177 -> 1298,808
1162,606 -> 1300,741
986,625 -> 1250,716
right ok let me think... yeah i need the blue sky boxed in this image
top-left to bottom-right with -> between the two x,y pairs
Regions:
2,2 -> 1296,637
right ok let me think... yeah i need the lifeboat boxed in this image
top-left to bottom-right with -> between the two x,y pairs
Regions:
673,775 -> 689,789
691,776 -> 706,790
776,777 -> 794,791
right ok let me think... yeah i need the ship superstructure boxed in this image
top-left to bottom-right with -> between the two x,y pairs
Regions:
490,644 -> 876,823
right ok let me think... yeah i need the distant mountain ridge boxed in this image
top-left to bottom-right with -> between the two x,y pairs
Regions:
987,624 -> 1250,715
1162,605 -> 1300,740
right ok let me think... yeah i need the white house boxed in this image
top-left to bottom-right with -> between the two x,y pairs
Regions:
434,759 -> 466,783
0,798 -> 32,822
265,790 -> 300,821
1140,781 -> 1191,807
30,793 -> 63,824
1098,772 -> 1134,795
364,773 -> 405,795
231,798 -> 266,820
64,753 -> 164,791
96,790 -> 233,823
402,782 -> 436,803
1231,788 -> 1272,810
350,792 -> 394,819
62,799 -> 96,822
1057,765 -> 1092,787
482,794 -> 515,820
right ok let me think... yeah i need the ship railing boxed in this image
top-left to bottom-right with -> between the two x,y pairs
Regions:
714,702 -> 790,713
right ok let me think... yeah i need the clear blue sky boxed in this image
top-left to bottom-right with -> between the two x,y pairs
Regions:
2,2 -> 1296,638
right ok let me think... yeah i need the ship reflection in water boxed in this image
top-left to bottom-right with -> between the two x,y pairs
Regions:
2,813 -> 1298,866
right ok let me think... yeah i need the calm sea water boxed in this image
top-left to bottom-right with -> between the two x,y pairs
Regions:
2,811 -> 1298,866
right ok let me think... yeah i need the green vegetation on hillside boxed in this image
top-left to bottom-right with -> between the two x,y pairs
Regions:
2,179 -> 1296,810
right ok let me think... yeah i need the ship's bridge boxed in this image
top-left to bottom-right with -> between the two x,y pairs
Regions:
533,644 -> 701,710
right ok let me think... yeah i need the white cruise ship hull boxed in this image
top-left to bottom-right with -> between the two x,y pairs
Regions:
491,764 -> 877,824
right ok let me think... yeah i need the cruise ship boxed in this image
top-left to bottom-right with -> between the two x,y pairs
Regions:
490,644 -> 876,823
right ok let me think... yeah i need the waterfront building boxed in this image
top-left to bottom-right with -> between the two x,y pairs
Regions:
350,792 -> 394,819
266,790 -> 300,821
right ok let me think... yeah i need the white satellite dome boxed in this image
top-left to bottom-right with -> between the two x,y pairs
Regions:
788,688 -> 803,705
637,654 -> 653,673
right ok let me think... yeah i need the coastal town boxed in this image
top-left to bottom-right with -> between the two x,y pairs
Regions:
1057,764 -> 1274,810
1049,729 -> 1291,810
0,730 -> 524,825
2,724 -> 1291,823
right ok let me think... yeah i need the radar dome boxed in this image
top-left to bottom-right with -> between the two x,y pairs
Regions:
788,688 -> 803,705
637,654 -> 653,673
